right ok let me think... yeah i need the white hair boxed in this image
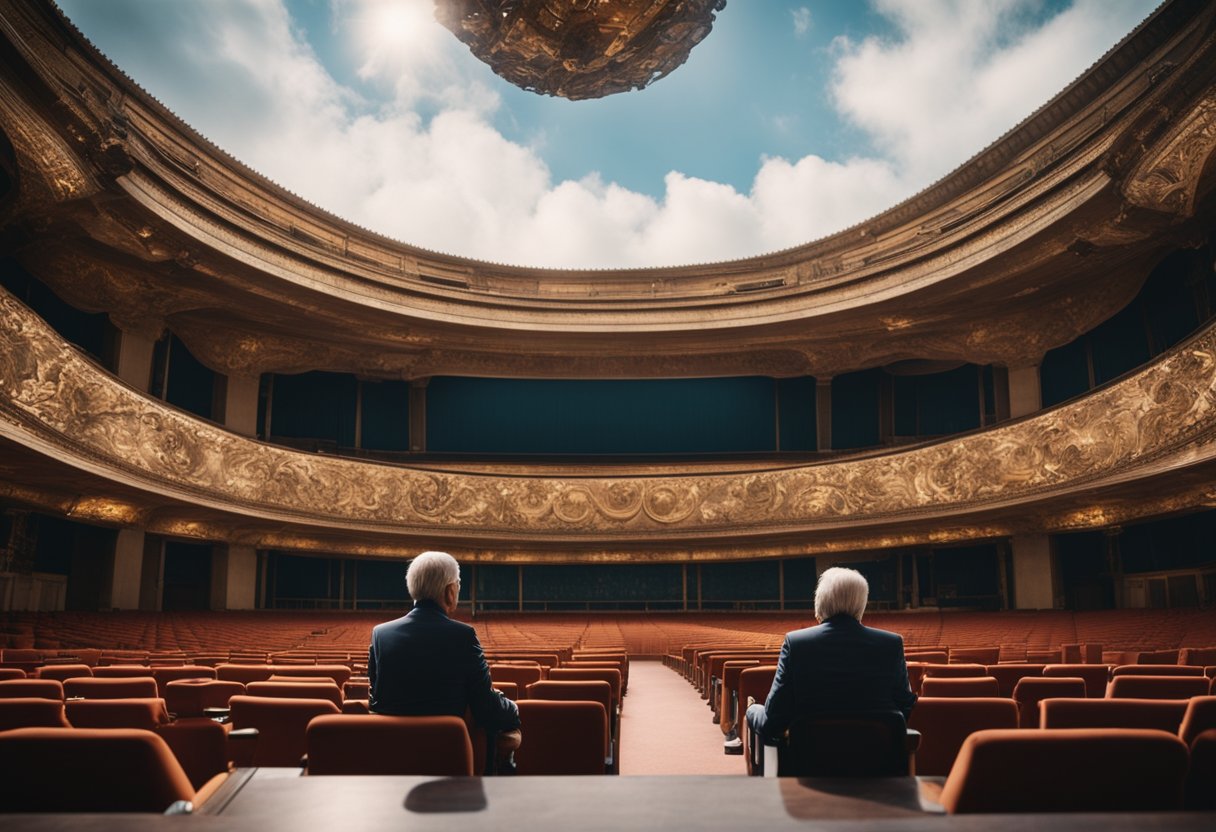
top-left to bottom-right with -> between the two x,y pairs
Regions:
814,567 -> 869,622
406,551 -> 460,604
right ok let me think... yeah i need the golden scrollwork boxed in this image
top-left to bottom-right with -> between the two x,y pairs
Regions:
3,284 -> 1216,548
1124,92 -> 1216,215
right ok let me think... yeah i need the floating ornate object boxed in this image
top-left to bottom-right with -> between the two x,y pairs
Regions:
433,0 -> 727,100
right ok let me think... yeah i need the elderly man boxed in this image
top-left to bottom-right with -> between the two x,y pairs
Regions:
368,551 -> 521,767
746,566 -> 916,746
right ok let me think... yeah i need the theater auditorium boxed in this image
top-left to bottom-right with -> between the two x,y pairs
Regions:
0,0 -> 1214,827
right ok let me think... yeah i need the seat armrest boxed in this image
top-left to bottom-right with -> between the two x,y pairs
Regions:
227,727 -> 258,740
905,728 -> 922,754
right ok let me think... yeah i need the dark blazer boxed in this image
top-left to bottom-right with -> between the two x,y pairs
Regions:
750,614 -> 916,742
368,600 -> 519,733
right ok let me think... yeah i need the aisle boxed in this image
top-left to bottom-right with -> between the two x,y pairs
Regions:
618,660 -> 747,775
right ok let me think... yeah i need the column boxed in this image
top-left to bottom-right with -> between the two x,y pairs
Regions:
1104,527 -> 1124,609
815,377 -> 832,451
139,535 -> 164,611
106,529 -> 145,610
409,379 -> 429,452
210,545 -> 257,610
114,329 -> 157,392
219,374 -> 261,436
1007,365 -> 1042,418
1010,534 -> 1057,609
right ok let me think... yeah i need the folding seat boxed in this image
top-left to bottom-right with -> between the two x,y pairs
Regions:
66,697 -> 171,730
922,663 -> 986,679
526,679 -> 616,772
547,668 -> 621,716
228,695 -> 341,767
982,664 -> 1044,698
1039,697 -> 1188,732
342,679 -> 369,700
0,668 -> 25,681
0,697 -> 70,730
64,677 -> 158,700
306,714 -> 474,775
93,664 -> 154,678
216,663 -> 275,685
564,661 -> 628,694
1185,728 -> 1216,810
163,679 -> 244,718
1043,663 -> 1110,698
908,697 -> 1018,776
936,728 -> 1189,813
246,680 -> 343,708
1012,677 -> 1086,728
35,663 -> 92,682
920,677 -> 1000,698
739,666 -> 778,775
490,663 -> 542,698
719,660 -> 761,735
1178,696 -> 1216,746
153,665 -> 217,695
1107,675 -> 1210,700
514,700 -> 609,776
0,727 -> 227,813
1112,664 -> 1204,677
0,679 -> 63,700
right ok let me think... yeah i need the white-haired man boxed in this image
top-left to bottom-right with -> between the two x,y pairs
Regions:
746,566 -> 916,745
368,551 -> 521,767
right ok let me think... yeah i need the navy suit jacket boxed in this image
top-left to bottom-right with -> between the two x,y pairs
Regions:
367,600 -> 519,733
751,614 -> 916,742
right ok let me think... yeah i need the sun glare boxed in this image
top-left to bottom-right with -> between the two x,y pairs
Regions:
358,0 -> 434,57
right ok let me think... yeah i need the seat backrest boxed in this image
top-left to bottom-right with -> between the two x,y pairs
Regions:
1012,677 -> 1086,727
938,728 -> 1189,813
949,648 -> 1001,665
490,664 -> 543,697
156,717 -> 232,791
1042,664 -> 1110,698
1179,695 -> 1216,746
546,669 -> 620,711
92,665 -> 154,679
216,664 -> 275,685
64,677 -> 158,700
920,677 -> 1000,698
306,714 -> 474,776
0,727 -> 196,812
1136,649 -> 1181,665
491,681 -> 519,701
1107,675 -> 1210,700
1179,647 -> 1216,667
779,710 -> 910,777
0,697 -> 70,731
1039,697 -> 1188,732
514,700 -> 608,776
0,668 -> 26,681
152,666 -> 217,695
229,695 -> 341,767
1185,728 -> 1216,810
35,663 -> 92,682
908,697 -> 1018,776
267,665 -> 352,686
66,697 -> 172,730
0,678 -> 63,700
982,664 -> 1044,698
342,680 -> 369,701
1112,664 -> 1204,677
923,663 -> 986,679
163,679 -> 245,717
246,681 -> 343,708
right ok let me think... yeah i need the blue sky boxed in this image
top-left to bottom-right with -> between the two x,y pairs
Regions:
55,0 -> 1159,268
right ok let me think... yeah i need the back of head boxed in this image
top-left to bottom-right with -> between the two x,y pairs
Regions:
814,567 -> 869,622
406,551 -> 460,605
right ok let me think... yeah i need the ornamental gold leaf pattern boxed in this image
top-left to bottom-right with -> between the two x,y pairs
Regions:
2,286 -> 1216,537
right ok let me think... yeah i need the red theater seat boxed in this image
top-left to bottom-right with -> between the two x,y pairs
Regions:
246,680 -> 343,708
0,679 -> 63,700
1039,698 -> 1188,732
923,663 -> 986,679
152,665 -> 217,694
228,695 -> 341,767
526,679 -> 616,771
1043,664 -> 1110,698
491,681 -> 519,700
163,679 -> 244,717
0,668 -> 26,681
937,728 -> 1189,813
739,666 -> 778,776
35,663 -> 92,682
64,676 -> 158,700
1179,696 -> 1216,746
907,697 -> 1018,776
306,714 -> 474,775
1013,677 -> 1086,728
983,664 -> 1044,698
1185,728 -> 1216,810
515,700 -> 609,776
0,697 -> 70,730
0,727 -> 226,813
1112,664 -> 1204,677
66,697 -> 171,730
1107,675 -> 1210,700
920,677 -> 1000,698
93,665 -> 153,678
490,664 -> 543,698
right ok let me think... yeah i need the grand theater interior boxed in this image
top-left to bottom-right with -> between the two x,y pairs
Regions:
0,0 -> 1215,826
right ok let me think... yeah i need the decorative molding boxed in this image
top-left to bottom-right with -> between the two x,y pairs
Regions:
1125,92 -> 1216,215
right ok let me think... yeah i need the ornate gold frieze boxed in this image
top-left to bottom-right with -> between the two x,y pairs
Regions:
3,285 -> 1216,550
1124,92 -> 1216,215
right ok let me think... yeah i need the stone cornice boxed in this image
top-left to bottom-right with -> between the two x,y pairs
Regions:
2,285 -> 1216,560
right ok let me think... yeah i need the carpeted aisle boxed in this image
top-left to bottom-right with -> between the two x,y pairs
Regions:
619,660 -> 747,775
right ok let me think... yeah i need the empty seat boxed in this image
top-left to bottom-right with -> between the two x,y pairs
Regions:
157,718 -> 232,790
1012,677 -> 1086,728
490,664 -> 543,698
920,677 -> 1000,698
515,700 -> 608,776
216,664 -> 275,685
491,681 -> 519,701
526,679 -> 616,771
0,668 -> 26,681
66,697 -> 171,731
228,695 -> 341,767
35,664 -> 92,682
0,679 -> 63,700
64,677 -> 158,700
342,679 -> 369,701
547,668 -> 621,715
950,648 -> 1000,665
908,697 -> 1019,776
1179,647 -> 1216,667
1107,675 -> 1210,700
1179,696 -> 1216,746
246,681 -> 343,708
152,666 -> 217,694
1185,728 -> 1216,810
1039,698 -> 1188,732
923,663 -> 986,679
1042,664 -> 1110,698
306,714 -> 474,775
0,727 -> 225,813
983,664 -> 1044,698
93,665 -> 154,678
0,697 -> 70,731
1112,664 -> 1204,677
163,679 -> 244,717
938,728 -> 1189,813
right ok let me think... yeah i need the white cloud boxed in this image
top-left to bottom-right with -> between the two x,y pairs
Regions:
73,0 -> 1157,268
792,7 -> 813,38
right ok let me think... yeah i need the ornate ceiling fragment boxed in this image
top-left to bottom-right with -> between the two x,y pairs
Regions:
433,0 -> 726,100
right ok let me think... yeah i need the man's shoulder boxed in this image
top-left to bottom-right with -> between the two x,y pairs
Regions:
861,624 -> 905,647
